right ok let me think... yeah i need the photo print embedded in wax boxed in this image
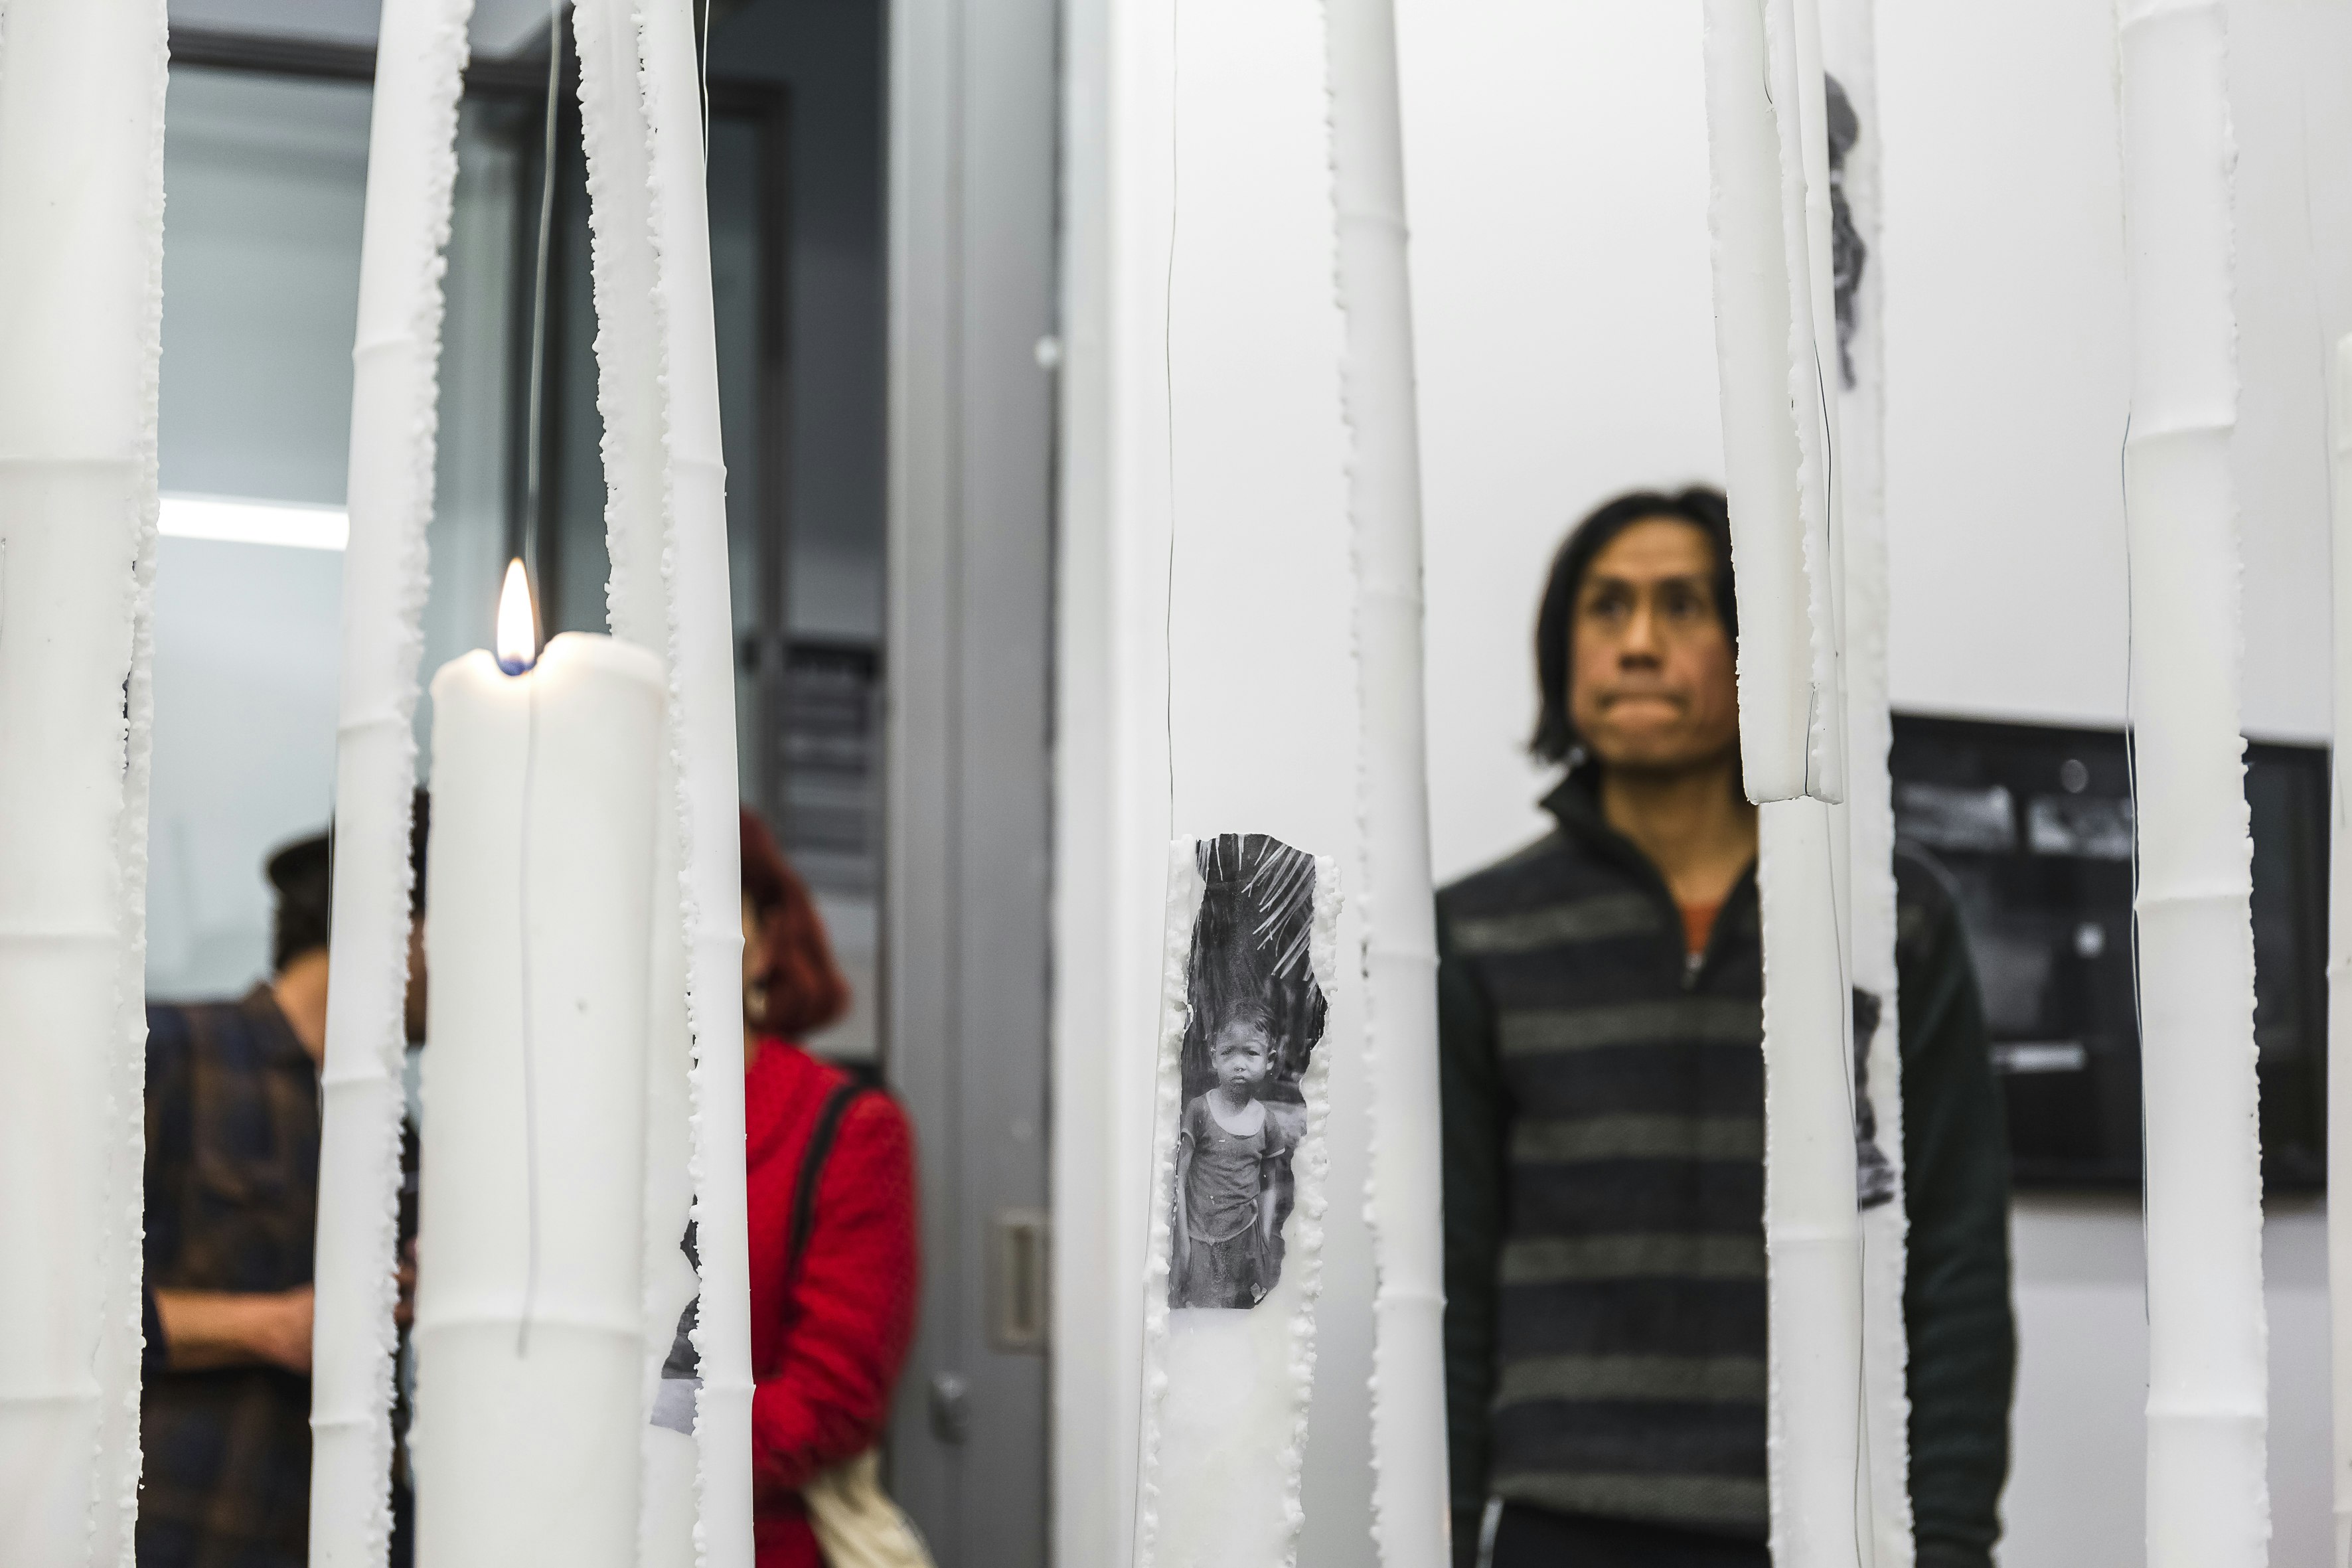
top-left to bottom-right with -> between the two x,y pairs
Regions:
1168,834 -> 1328,1311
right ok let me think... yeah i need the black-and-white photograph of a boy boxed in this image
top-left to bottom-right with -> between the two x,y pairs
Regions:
1168,834 -> 1326,1310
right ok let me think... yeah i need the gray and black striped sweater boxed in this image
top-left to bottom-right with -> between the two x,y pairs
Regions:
1440,773 -> 2013,1568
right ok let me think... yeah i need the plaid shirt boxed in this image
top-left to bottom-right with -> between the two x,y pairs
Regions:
139,986 -> 321,1568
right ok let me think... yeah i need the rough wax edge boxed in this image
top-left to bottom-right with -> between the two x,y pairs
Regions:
1818,0 -> 1916,1553
630,7 -> 754,1565
370,11 -> 469,1545
629,0 -> 696,1263
320,5 -> 471,1559
94,3 -> 173,1557
1132,844 -> 1207,1568
1320,2 -> 1450,1555
1770,0 -> 1844,809
572,23 -> 702,1565
1285,854 -> 1344,1556
572,0 -> 659,1423
574,0 -> 661,653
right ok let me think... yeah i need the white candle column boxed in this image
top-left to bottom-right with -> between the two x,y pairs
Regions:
0,2 -> 170,1563
1322,1 -> 1448,1561
1814,1 -> 1913,1559
2328,334 -> 2352,1568
1701,0 -> 1815,805
410,631 -> 666,1568
1699,0 -> 1863,1561
1768,0 -> 1847,807
309,4 -> 476,1563
571,1 -> 700,1558
2115,3 -> 2269,1565
637,6 -> 756,1563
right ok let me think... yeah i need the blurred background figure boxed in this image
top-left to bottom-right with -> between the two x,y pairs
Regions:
138,795 -> 429,1568
1437,495 -> 2012,1568
739,807 -> 920,1568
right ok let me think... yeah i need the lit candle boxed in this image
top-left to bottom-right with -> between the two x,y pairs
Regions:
408,565 -> 668,1567
0,2 -> 169,1563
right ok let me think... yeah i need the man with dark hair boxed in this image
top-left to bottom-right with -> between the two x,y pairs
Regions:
137,795 -> 430,1568
1439,491 -> 2013,1567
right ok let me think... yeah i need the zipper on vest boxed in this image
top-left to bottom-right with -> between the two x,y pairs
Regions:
1682,948 -> 1703,990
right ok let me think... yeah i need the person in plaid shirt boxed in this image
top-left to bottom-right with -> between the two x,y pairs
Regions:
138,803 -> 428,1568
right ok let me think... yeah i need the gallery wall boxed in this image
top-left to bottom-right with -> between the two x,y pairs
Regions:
146,68 -> 371,1000
1394,0 -> 2349,1563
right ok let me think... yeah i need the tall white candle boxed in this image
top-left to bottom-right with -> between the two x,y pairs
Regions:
1701,0 -> 1813,807
1757,798 -> 1863,1568
309,4 -> 477,1563
1322,1 -> 1449,1561
1699,0 -> 1865,1561
2115,2 -> 2269,1564
0,1 -> 170,1563
2328,333 -> 2352,1568
1813,0 -> 1917,1557
637,5 -> 757,1562
1768,0 -> 1847,807
410,617 -> 666,1568
570,1 -> 700,1558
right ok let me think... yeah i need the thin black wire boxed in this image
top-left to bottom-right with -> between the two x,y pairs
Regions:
2120,410 -> 2152,1318
520,4 -> 564,587
700,0 -> 714,163
1816,792 -> 1871,1568
1806,339 -> 1839,803
1808,329 -> 1871,1568
1133,4 -> 1184,1551
1161,0 -> 1181,835
2304,64 -> 2347,857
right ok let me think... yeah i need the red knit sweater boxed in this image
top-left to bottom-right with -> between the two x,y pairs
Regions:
745,1039 -> 921,1568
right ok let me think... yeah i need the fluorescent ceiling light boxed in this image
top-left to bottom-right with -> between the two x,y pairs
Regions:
159,494 -> 349,552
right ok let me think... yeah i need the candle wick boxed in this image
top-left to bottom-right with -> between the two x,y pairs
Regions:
515,675 -> 544,1356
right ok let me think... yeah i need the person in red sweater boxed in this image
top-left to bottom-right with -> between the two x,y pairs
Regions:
739,808 -> 921,1568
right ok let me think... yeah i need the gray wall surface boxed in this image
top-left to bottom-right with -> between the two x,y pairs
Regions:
712,0 -> 888,645
168,0 -> 561,56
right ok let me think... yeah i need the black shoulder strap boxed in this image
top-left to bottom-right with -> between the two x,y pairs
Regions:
783,1077 -> 872,1287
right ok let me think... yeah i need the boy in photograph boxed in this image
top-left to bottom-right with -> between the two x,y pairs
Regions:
1171,1004 -> 1291,1308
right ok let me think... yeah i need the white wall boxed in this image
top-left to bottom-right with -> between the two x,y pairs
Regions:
1394,0 -> 2349,1561
148,68 -> 372,998
146,538 -> 345,999
1399,1 -> 1725,887
1875,0 -> 2352,745
2003,1200 -> 2331,1568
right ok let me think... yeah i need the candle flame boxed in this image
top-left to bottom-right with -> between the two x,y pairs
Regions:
496,558 -> 539,674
